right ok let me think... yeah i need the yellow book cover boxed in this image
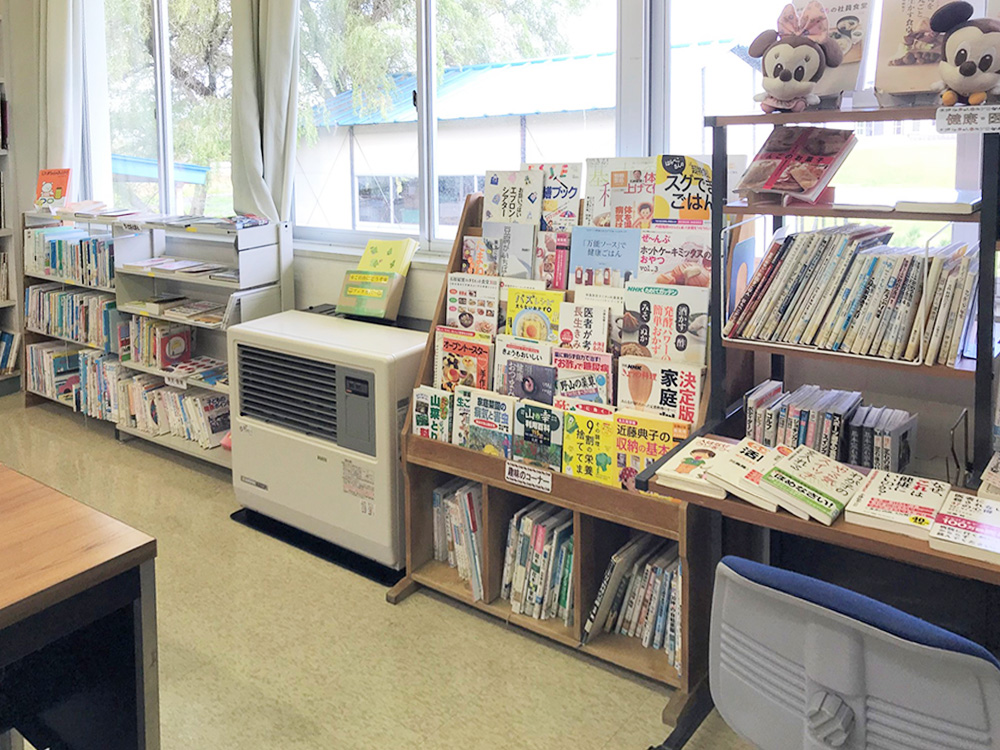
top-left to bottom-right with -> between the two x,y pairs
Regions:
562,411 -> 617,486
653,156 -> 711,224
357,238 -> 419,276
506,287 -> 565,342
614,410 -> 691,491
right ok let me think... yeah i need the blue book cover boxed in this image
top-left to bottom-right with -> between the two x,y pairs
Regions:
568,227 -> 640,289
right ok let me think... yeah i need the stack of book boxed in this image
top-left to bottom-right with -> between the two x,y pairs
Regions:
0,329 -> 21,373
116,373 -> 230,449
24,226 -> 116,288
742,380 -> 918,471
499,501 -> 574,624
162,300 -> 227,329
582,534 -> 682,669
78,350 -> 123,422
726,226 -> 979,369
25,284 -> 121,350
430,479 -> 486,601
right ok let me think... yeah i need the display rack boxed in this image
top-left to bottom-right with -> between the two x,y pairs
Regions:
700,107 -> 998,483
0,4 -> 18,398
20,210 -> 293,470
387,194 -> 718,725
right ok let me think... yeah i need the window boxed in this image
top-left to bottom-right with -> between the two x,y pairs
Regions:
94,0 -> 233,215
295,0 -> 619,247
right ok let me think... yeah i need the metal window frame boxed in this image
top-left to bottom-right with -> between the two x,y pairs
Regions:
150,0 -> 174,213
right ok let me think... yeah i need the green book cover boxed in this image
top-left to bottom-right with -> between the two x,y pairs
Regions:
337,270 -> 405,320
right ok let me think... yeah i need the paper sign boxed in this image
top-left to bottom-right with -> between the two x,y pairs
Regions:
936,105 -> 1000,134
505,460 -> 553,493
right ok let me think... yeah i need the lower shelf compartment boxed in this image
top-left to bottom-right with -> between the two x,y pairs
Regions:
410,559 -> 681,686
117,424 -> 232,469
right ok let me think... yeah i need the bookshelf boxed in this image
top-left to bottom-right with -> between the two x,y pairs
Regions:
702,107 -> 999,482
389,195 -> 718,720
20,210 -> 292,469
0,6 -> 16,399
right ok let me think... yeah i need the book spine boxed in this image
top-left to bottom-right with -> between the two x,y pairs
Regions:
631,562 -> 659,638
815,255 -> 864,349
887,256 -> 923,359
557,539 -> 574,620
653,569 -> 673,651
862,424 -> 875,469
848,256 -> 894,354
604,570 -> 633,633
937,257 -> 970,364
946,261 -> 977,366
616,563 -> 643,634
622,562 -> 651,636
869,255 -> 912,356
642,569 -> 665,648
734,242 -> 792,340
724,237 -> 784,338
831,256 -> 879,351
926,270 -> 959,364
582,557 -> 616,643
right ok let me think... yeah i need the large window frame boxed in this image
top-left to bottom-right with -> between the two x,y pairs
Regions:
293,0 -> 662,255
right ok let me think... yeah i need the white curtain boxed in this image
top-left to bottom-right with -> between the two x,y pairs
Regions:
232,0 -> 300,222
38,0 -> 85,201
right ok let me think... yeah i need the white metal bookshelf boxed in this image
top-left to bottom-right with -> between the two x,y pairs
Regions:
21,209 -> 292,469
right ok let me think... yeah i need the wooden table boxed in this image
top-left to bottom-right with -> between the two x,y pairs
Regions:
0,463 -> 159,750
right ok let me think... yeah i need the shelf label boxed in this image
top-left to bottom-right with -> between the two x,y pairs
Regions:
164,375 -> 188,389
936,105 -> 1000,133
505,461 -> 552,494
120,221 -> 143,233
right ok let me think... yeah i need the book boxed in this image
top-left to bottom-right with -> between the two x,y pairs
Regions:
558,302 -> 609,352
845,470 -> 950,539
801,0 -> 874,98
492,335 -> 552,393
735,127 -> 857,203
552,396 -> 616,417
618,356 -> 704,424
461,236 -> 496,275
622,283 -> 709,365
356,237 -> 419,276
35,168 -> 71,209
895,191 -> 982,215
652,155 -> 713,225
451,386 -> 475,447
614,410 -> 691,491
552,348 -> 614,404
445,273 -> 501,335
535,231 -> 571,290
574,285 -> 626,357
483,169 -> 543,225
482,221 -> 536,279
522,162 -> 583,231
412,386 -> 453,442
554,370 -> 608,404
498,277 -> 546,334
583,157 -> 624,227
436,332 -> 492,392
875,0 -> 950,97
637,226 -> 712,286
609,157 -> 657,229
929,491 -> 1000,564
758,445 -> 867,525
513,401 -> 564,471
582,536 -> 658,643
503,361 -> 556,404
654,437 -> 732,499
562,411 -> 617,486
501,500 -> 543,599
336,270 -> 406,320
466,391 -> 516,458
433,478 -> 471,562
568,227 -> 640,288
505,287 -> 564,342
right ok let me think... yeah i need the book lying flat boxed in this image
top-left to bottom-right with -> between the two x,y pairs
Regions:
845,470 -> 949,539
757,445 -> 866,525
654,437 -> 732,499
930,491 -> 1000,565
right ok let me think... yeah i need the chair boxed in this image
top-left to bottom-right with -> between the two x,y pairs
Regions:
709,555 -> 1000,749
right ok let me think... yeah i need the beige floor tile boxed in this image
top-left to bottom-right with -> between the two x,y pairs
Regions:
0,395 -> 747,749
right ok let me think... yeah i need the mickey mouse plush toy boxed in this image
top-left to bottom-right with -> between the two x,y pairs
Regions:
750,2 -> 843,113
931,1 -> 1000,106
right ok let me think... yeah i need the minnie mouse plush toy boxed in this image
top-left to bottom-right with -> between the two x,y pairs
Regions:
750,2 -> 844,113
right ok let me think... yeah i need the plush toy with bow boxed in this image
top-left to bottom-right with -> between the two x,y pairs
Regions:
749,2 -> 844,113
931,1 -> 1000,106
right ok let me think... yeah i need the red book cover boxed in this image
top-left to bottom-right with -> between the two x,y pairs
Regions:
157,328 -> 192,368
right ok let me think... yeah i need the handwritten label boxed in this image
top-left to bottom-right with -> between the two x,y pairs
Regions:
936,105 -> 1000,133
504,460 -> 552,493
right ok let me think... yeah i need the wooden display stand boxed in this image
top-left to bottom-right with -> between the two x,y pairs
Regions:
387,194 -> 716,723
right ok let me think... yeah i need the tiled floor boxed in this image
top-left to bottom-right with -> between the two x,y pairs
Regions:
0,395 -> 752,749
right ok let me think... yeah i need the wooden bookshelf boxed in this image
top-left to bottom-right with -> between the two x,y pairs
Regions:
389,194 -> 716,726
708,106 -> 939,127
722,338 -> 976,380
725,200 -> 981,224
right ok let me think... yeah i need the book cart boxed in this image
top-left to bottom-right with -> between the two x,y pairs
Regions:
388,194 -> 720,733
20,210 -> 293,470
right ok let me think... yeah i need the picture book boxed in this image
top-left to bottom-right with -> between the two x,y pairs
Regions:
451,386 -> 475,447
503,361 -> 557,405
505,287 -> 564,342
432,325 -> 491,390
558,302 -> 609,352
493,335 -> 552,392
845,470 -> 950,539
523,162 -> 583,231
483,170 -> 543,225
800,0 -> 873,99
562,411 -> 617,486
875,0 -> 950,96
498,277 -> 546,334
654,437 -> 733,499
615,410 -> 691,491
735,127 -> 857,203
462,236 -> 497,275
535,231 -> 571,290
759,445 -> 867,525
555,370 -> 608,404
618,356 -> 704,424
35,168 -> 71,209
653,155 -> 712,225
609,157 -> 656,229
467,391 -> 516,459
552,348 -> 614,403
412,386 -> 453,442
483,221 -> 536,279
930,491 -> 1000,564
356,237 -> 419,276
445,273 -> 500,335
568,227 -> 640,289
436,333 -> 492,392
513,400 -> 565,471
637,227 -> 712,286
552,396 -> 616,417
622,283 -> 709,365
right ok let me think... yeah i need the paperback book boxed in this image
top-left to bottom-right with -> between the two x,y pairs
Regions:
498,277 -> 546,334
467,391 -> 516,459
513,400 -> 564,471
845,470 -> 950,539
535,231 -> 571,290
930,490 -> 1000,564
637,227 -> 712,286
622,283 -> 709,365
503,361 -> 557,405
568,227 -> 640,289
653,155 -> 713,225
483,170 -> 543,225
759,445 -> 867,525
704,438 -> 796,513
412,386 -> 453,442
445,273 -> 501,335
655,437 -> 732,499
562,411 -> 617,486
436,332 -> 492,392
451,386 -> 475,447
558,302 -> 609,352
492,335 -> 552,392
618,356 -> 704,424
462,236 -> 496,275
552,348 -> 614,404
523,162 -> 583,231
736,127 -> 857,203
505,287 -> 564,343
552,396 -> 616,417
483,221 -> 536,279
615,410 -> 691,491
